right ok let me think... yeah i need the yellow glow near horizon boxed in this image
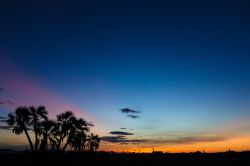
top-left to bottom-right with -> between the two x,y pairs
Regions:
2,129 -> 250,153
100,135 -> 250,153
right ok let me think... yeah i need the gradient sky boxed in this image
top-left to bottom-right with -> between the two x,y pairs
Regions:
1,0 -> 250,152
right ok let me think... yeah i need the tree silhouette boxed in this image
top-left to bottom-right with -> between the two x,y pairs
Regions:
87,133 -> 100,152
29,106 -> 48,152
70,130 -> 87,151
4,106 -> 100,153
49,111 -> 89,151
39,120 -> 55,151
7,107 -> 35,153
62,118 -> 89,151
52,111 -> 74,151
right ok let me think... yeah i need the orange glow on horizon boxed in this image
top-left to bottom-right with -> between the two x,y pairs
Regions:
99,135 -> 250,153
2,124 -> 250,153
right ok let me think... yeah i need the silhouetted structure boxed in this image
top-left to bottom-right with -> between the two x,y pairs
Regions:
152,148 -> 163,154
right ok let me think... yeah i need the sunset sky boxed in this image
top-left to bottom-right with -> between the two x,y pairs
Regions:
0,0 -> 250,153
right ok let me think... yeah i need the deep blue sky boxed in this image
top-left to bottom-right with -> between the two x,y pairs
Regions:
1,0 -> 250,151
1,0 -> 250,92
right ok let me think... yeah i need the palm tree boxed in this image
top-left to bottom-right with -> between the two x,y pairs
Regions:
29,106 -> 48,152
39,120 -> 55,151
87,133 -> 100,152
62,118 -> 89,151
7,107 -> 35,153
70,130 -> 87,151
5,107 -> 98,153
52,111 -> 75,151
47,111 -> 91,152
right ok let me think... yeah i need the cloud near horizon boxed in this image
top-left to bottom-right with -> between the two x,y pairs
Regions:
101,135 -> 145,144
157,136 -> 226,145
0,126 -> 11,130
101,135 -> 226,145
110,131 -> 134,135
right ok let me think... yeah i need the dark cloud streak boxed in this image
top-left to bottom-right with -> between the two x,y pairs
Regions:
0,126 -> 11,130
127,115 -> 139,119
120,108 -> 140,114
101,135 -> 225,145
110,131 -> 133,135
101,136 -> 145,144
146,136 -> 226,145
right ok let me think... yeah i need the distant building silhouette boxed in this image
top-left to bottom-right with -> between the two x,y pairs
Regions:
152,148 -> 163,154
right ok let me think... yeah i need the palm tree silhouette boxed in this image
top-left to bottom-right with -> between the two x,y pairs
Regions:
4,106 -> 100,153
29,106 -> 48,152
87,133 -> 100,152
51,111 -> 84,151
39,120 -> 55,151
7,107 -> 35,153
62,118 -> 89,151
53,111 -> 74,151
70,130 -> 87,151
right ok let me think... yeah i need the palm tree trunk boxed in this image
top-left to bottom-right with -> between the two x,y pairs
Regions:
62,133 -> 72,151
62,140 -> 69,152
24,128 -> 35,153
34,122 -> 38,152
57,133 -> 63,151
43,132 -> 48,150
39,132 -> 48,151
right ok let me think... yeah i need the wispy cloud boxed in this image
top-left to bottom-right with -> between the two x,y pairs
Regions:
101,135 -> 125,143
120,108 -> 140,114
101,136 -> 145,144
119,142 -> 128,145
119,108 -> 141,119
0,100 -> 15,106
0,126 -> 11,130
110,131 -> 134,135
0,144 -> 29,151
120,128 -> 127,130
152,136 -> 226,145
127,115 -> 139,119
0,116 -> 7,122
101,135 -> 225,145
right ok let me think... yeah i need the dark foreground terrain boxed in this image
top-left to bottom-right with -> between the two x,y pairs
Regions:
1,151 -> 250,166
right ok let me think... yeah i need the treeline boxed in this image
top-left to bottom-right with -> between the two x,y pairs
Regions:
3,106 -> 100,154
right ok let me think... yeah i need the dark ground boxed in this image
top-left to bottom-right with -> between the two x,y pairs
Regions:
1,151 -> 250,166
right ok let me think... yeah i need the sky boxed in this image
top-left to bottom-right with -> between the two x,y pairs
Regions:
0,0 -> 250,152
